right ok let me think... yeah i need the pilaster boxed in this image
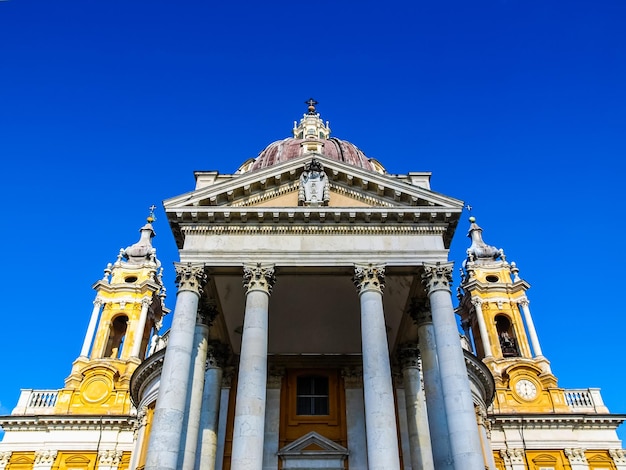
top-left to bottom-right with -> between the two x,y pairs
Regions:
33,450 -> 58,470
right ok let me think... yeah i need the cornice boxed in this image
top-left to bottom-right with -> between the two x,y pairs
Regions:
129,348 -> 166,406
180,223 -> 450,236
464,350 -> 496,405
170,206 -> 459,223
164,154 -> 463,210
491,414 -> 626,429
0,415 -> 136,432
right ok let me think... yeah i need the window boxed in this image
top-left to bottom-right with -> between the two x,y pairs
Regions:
296,376 -> 329,416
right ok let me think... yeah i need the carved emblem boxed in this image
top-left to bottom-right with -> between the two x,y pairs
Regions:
298,159 -> 330,206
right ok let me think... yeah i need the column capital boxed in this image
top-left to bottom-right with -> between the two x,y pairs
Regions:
353,263 -> 385,295
408,297 -> 431,325
0,451 -> 12,468
242,263 -> 276,295
397,343 -> 421,370
609,449 -> 626,465
500,448 -> 525,465
93,298 -> 104,308
564,448 -> 588,465
141,297 -> 153,308
198,300 -> 219,326
34,449 -> 57,465
422,262 -> 454,294
98,449 -> 123,466
341,366 -> 363,388
206,340 -> 230,369
518,297 -> 530,307
174,262 -> 208,296
470,297 -> 483,308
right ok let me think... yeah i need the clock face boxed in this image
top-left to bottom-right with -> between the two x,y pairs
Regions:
515,379 -> 538,400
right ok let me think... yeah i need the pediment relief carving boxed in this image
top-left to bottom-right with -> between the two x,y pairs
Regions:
165,155 -> 461,212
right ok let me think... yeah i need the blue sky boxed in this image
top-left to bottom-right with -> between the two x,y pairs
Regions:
1,0 -> 624,441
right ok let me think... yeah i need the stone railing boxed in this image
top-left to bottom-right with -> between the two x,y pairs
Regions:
11,389 -> 59,415
564,388 -> 609,413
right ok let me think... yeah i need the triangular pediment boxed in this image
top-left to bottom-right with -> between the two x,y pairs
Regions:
165,154 -> 462,211
164,154 -> 463,248
277,431 -> 348,456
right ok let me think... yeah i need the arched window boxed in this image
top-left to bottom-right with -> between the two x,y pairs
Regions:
105,315 -> 128,358
495,314 -> 519,357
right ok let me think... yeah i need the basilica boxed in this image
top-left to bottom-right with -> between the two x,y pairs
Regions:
0,103 -> 624,470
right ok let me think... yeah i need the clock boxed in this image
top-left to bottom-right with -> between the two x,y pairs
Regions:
515,379 -> 538,400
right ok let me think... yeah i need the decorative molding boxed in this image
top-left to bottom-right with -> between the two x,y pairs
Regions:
180,223 -> 449,236
242,263 -> 276,295
564,448 -> 588,464
353,263 -> 385,295
422,262 -> 454,294
174,263 -> 207,296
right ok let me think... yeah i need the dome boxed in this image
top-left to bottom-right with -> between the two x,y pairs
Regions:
237,101 -> 385,174
248,137 -> 376,172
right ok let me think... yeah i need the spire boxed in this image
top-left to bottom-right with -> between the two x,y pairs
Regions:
465,216 -> 501,264
292,98 -> 331,140
123,207 -> 159,266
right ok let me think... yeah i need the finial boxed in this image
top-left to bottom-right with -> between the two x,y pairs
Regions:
147,205 -> 157,223
469,216 -> 476,223
305,98 -> 318,115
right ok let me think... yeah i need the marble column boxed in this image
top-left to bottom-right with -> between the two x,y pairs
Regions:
230,263 -> 276,470
181,303 -> 217,470
144,263 -> 208,470
518,299 -> 543,357
131,298 -> 152,359
353,263 -> 401,470
80,299 -> 103,357
422,262 -> 484,470
398,344 -> 434,470
197,341 -> 228,470
471,298 -> 492,358
409,299 -> 453,470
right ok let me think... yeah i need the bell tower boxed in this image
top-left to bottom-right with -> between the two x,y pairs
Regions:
55,211 -> 169,415
457,217 -> 569,413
